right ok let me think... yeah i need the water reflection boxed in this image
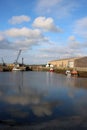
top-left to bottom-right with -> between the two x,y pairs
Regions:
0,71 -> 87,126
65,75 -> 87,88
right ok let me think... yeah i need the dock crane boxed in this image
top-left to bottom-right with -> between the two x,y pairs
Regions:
13,50 -> 26,71
14,50 -> 21,65
1,57 -> 6,66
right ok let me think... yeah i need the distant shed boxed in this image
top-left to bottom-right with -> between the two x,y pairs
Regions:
48,56 -> 87,71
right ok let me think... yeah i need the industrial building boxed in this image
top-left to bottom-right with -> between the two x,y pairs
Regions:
48,56 -> 87,71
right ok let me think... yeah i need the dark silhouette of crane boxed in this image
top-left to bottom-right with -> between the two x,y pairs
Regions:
13,50 -> 26,71
1,57 -> 6,66
14,50 -> 21,65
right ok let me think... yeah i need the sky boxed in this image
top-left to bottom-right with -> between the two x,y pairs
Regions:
0,0 -> 87,64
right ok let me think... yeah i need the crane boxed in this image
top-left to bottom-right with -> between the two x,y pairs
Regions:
1,57 -> 6,66
12,50 -> 26,71
14,50 -> 21,65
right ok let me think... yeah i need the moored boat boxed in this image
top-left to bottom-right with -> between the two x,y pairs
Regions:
12,67 -> 21,71
71,70 -> 78,76
50,68 -> 54,72
12,66 -> 26,71
65,70 -> 71,75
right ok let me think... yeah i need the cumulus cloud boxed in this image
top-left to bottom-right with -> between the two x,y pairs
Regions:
8,15 -> 30,24
33,17 -> 62,32
68,36 -> 87,58
0,34 -> 14,49
0,35 -> 4,41
37,0 -> 61,8
0,40 -> 10,49
68,36 -> 76,41
36,0 -> 78,18
4,27 -> 43,38
74,17 -> 87,38
0,27 -> 49,50
36,0 -> 62,14
68,35 -> 80,49
38,39 -> 85,61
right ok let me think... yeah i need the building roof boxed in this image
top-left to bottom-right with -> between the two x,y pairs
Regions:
49,56 -> 86,62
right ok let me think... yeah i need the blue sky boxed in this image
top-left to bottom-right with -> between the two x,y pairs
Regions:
0,0 -> 87,64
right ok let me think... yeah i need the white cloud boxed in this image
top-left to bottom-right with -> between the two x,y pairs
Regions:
68,36 -> 76,41
0,33 -> 14,49
68,35 -> 84,51
38,0 -> 62,8
0,27 -> 49,50
36,0 -> 62,14
8,15 -> 30,24
0,35 -> 4,41
4,27 -> 43,38
38,39 -> 86,62
37,0 -> 62,13
33,17 -> 62,32
74,17 -> 87,38
36,0 -> 78,18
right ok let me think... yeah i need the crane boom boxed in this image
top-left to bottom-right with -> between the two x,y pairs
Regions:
15,50 -> 21,64
1,57 -> 6,66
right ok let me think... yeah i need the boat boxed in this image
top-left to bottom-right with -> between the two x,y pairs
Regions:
12,66 -> 21,71
71,70 -> 78,76
50,67 -> 54,72
12,66 -> 26,71
66,72 -> 71,77
65,70 -> 71,75
65,69 -> 78,77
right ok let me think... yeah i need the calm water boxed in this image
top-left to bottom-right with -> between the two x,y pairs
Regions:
0,71 -> 87,126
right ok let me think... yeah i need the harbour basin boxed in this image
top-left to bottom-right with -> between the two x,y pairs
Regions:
0,71 -> 87,129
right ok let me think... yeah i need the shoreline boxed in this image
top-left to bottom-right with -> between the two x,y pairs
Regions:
0,66 -> 87,78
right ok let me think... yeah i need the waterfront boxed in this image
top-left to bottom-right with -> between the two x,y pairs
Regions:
0,71 -> 87,129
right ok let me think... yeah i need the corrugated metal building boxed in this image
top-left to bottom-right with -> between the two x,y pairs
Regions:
48,56 -> 87,71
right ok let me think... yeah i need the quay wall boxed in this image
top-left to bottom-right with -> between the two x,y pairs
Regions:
0,65 -> 87,77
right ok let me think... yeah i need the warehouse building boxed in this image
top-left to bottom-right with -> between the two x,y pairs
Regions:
48,56 -> 87,71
